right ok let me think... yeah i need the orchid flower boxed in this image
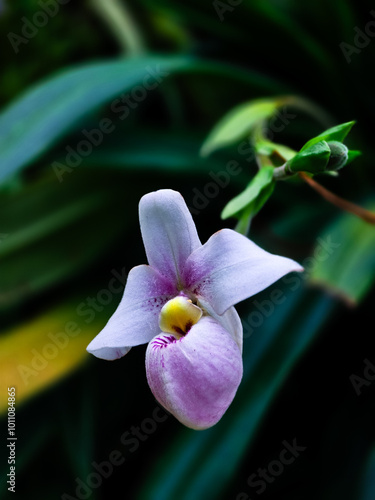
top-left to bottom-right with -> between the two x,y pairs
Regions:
87,189 -> 303,430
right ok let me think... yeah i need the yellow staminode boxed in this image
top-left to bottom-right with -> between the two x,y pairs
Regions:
159,296 -> 203,337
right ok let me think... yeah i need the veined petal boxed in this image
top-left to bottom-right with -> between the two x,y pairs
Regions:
183,229 -> 304,315
87,265 -> 178,360
146,316 -> 243,430
139,189 -> 201,285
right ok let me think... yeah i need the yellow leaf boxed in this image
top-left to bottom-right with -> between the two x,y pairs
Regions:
0,301 -> 107,414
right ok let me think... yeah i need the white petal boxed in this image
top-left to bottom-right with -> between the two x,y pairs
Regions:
183,229 -> 303,315
139,189 -> 201,285
86,265 -> 178,360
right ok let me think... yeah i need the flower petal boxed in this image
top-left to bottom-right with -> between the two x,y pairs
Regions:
145,316 -> 243,430
197,297 -> 243,352
87,265 -> 178,360
139,189 -> 201,285
183,229 -> 304,315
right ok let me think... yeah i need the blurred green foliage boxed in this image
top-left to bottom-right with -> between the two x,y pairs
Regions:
0,1 -> 374,499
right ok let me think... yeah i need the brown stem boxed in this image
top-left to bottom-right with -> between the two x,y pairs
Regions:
299,172 -> 375,225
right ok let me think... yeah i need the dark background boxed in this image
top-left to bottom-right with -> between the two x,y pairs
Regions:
1,1 -> 375,499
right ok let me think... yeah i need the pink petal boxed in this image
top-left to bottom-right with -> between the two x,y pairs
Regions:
183,229 -> 303,315
145,316 -> 243,430
139,189 -> 201,285
197,297 -> 243,352
87,265 -> 177,360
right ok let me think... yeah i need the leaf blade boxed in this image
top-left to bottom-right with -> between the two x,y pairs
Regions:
308,200 -> 375,304
221,166 -> 275,219
201,99 -> 282,157
300,121 -> 355,152
0,298 -> 109,414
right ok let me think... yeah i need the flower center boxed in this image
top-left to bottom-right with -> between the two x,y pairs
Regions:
159,296 -> 203,337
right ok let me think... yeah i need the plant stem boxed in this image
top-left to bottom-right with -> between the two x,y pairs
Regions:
272,163 -> 293,180
234,208 -> 252,236
299,172 -> 375,225
90,0 -> 146,56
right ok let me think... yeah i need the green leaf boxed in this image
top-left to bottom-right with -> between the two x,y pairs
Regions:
347,149 -> 362,164
221,166 -> 275,219
256,140 -> 297,162
308,200 -> 375,304
81,129 -> 239,177
200,98 -> 282,157
0,56 -> 285,185
287,140 -> 331,174
0,170 -> 129,311
138,286 -> 336,500
0,56 -> 193,183
300,121 -> 355,152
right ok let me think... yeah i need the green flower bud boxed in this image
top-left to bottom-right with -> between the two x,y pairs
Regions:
285,140 -> 350,176
286,140 -> 330,175
326,141 -> 349,171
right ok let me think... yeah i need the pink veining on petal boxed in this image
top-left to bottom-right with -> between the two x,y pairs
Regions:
86,265 -> 178,361
181,253 -> 214,295
141,295 -> 174,316
151,335 -> 177,349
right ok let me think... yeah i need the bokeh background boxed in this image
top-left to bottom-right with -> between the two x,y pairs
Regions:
1,1 -> 375,499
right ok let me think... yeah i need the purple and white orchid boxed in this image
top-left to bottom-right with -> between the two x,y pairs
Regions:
87,189 -> 303,430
